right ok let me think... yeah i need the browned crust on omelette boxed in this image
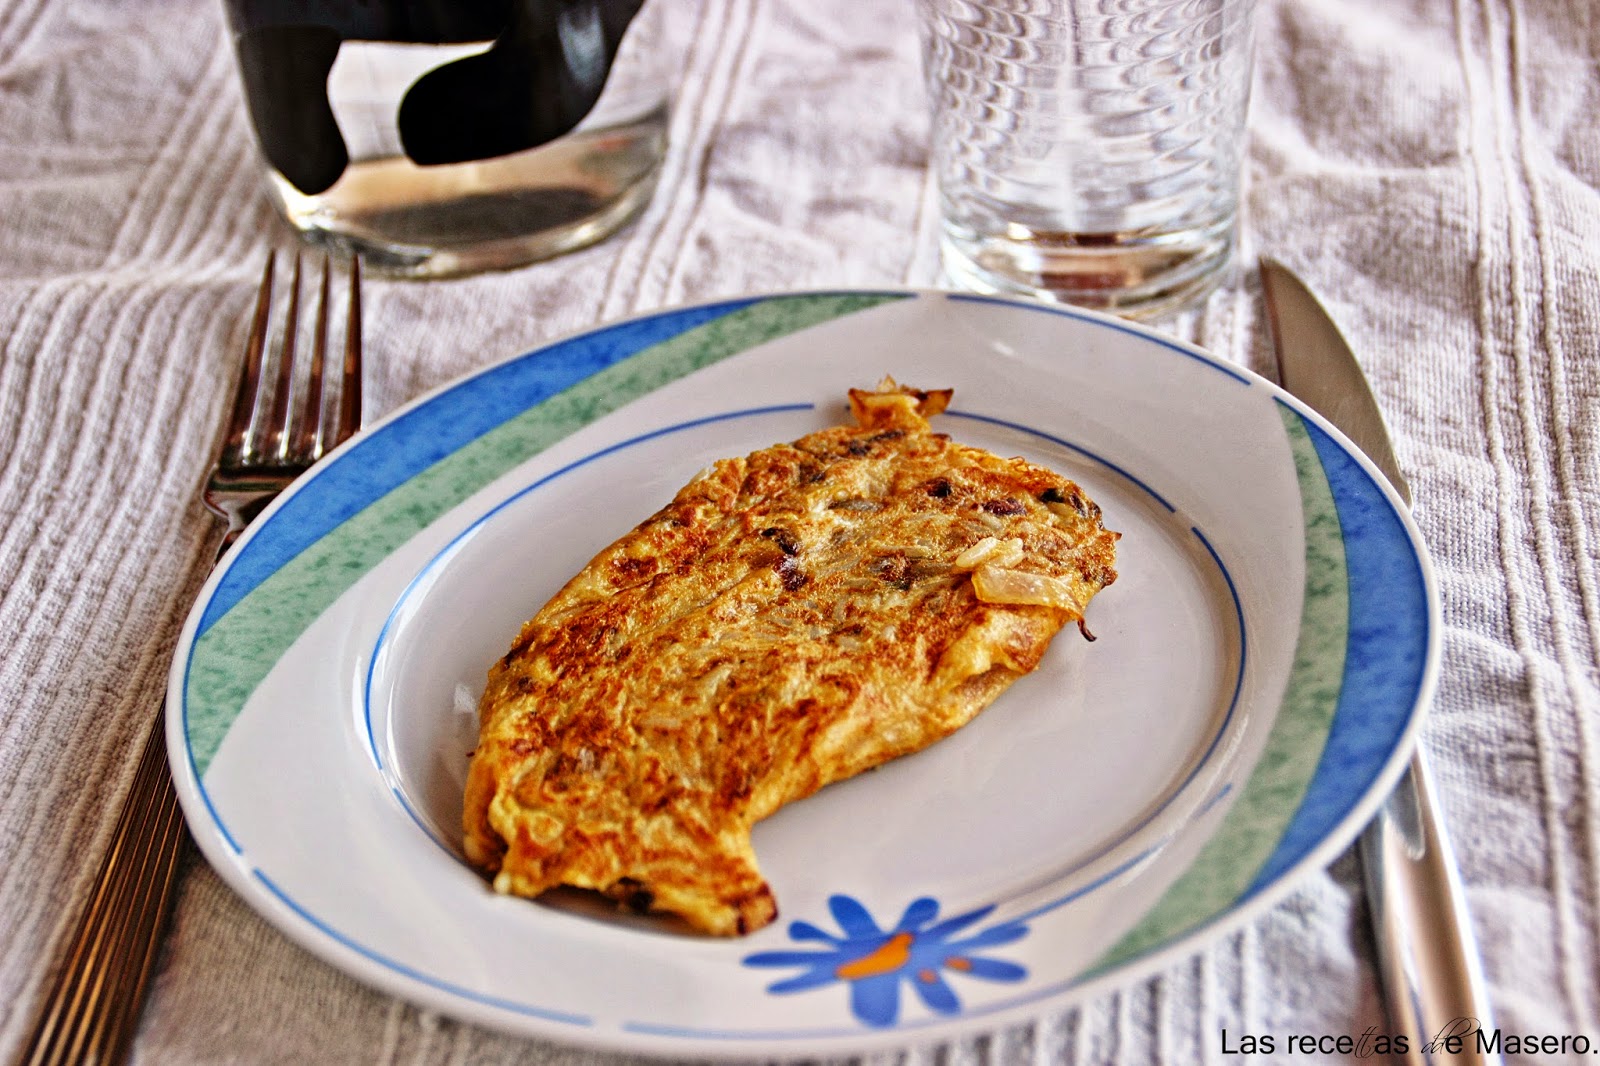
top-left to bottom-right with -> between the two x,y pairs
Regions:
463,381 -> 1118,935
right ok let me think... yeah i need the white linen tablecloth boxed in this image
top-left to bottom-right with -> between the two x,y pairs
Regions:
1,0 -> 1596,1062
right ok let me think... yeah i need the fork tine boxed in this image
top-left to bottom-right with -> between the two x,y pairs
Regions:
292,257 -> 332,460
223,255 -> 274,462
265,252 -> 303,461
334,255 -> 363,445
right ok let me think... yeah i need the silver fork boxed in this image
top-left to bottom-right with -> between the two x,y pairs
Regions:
23,252 -> 364,1066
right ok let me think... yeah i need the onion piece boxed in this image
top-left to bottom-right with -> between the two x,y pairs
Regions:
971,565 -> 1084,613
954,536 -> 1025,570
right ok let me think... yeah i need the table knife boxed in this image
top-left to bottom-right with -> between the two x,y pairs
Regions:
1259,257 -> 1501,1066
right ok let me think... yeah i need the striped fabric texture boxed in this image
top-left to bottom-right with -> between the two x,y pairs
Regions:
0,0 -> 1595,1063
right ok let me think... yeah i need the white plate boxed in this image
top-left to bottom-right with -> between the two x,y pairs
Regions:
169,291 -> 1437,1057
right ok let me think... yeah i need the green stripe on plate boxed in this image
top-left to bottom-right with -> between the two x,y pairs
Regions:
1087,406 -> 1349,973
185,293 -> 903,777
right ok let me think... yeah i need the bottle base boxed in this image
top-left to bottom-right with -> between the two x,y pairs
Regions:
269,114 -> 666,279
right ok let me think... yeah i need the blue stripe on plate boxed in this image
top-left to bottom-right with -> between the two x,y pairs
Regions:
1244,414 -> 1430,896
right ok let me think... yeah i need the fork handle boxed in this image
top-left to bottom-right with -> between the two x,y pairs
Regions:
22,711 -> 188,1066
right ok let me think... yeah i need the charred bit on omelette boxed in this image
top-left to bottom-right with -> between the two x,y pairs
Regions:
463,380 -> 1118,936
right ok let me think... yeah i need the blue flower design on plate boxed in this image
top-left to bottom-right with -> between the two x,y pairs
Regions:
743,895 -> 1029,1028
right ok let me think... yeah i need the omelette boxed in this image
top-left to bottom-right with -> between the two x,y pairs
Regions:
463,380 -> 1118,935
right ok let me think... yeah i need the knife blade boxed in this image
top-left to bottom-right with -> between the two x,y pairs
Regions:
1259,257 -> 1501,1066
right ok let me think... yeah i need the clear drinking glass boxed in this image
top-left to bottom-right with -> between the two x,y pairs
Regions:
223,1 -> 671,278
917,0 -> 1258,317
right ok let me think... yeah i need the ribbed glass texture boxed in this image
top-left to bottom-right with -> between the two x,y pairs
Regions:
919,0 -> 1257,313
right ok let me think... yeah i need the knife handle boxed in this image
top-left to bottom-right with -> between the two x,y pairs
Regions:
1360,747 -> 1502,1065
